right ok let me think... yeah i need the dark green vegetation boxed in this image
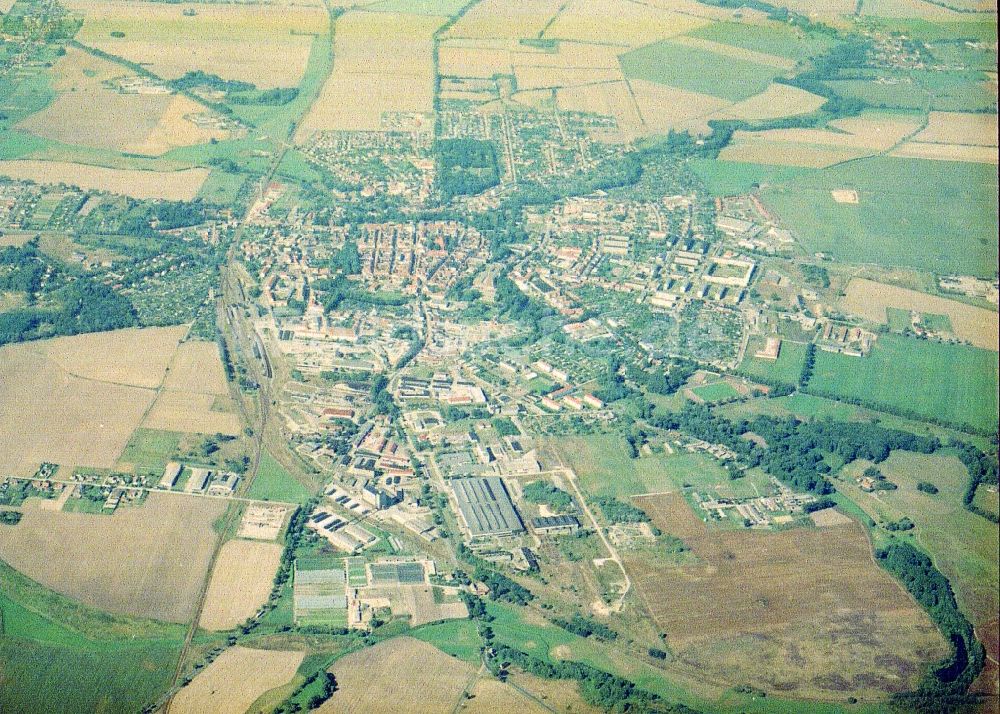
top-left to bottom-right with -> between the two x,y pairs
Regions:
595,496 -> 651,524
761,158 -> 999,277
434,138 -> 500,199
0,562 -> 184,714
0,240 -> 137,346
522,481 -> 574,512
877,541 -> 985,712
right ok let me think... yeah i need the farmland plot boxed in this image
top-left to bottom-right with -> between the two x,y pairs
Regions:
625,494 -> 948,696
171,646 -> 304,714
199,539 -> 283,631
0,493 -> 224,623
0,160 -> 209,200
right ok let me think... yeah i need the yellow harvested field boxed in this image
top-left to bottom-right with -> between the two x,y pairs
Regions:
861,0 -> 967,18
630,79 -> 729,135
916,112 -> 999,146
199,540 -> 283,631
513,64 -> 623,90
163,340 -> 230,394
319,637 -> 475,713
841,278 -> 999,351
171,646 -> 304,714
129,94 -> 232,156
297,11 -> 444,137
511,88 -> 554,109
713,83 -> 826,122
440,44 -> 513,77
142,389 -> 242,435
764,0 -> 857,25
0,341 -> 156,475
0,160 -> 208,200
38,325 -> 186,389
0,493 -> 224,622
719,139 -> 869,167
463,677 -> 549,714
65,0 -> 328,88
891,141 -> 999,164
446,0 -> 563,40
543,0 -> 710,46
670,34 -> 796,69
556,81 -> 645,140
831,188 -> 859,203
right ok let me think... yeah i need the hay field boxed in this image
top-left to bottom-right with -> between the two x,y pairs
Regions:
891,141 -> 999,164
39,325 -> 186,388
842,278 -> 999,350
0,341 -> 159,475
15,47 -> 169,152
0,493 -> 224,622
0,160 -> 209,200
713,83 -> 826,122
65,0 -> 328,88
445,0 -> 563,40
915,111 -> 999,146
163,340 -> 230,394
513,64 -> 622,91
542,0 -> 710,47
172,646 -> 304,714
319,637 -> 475,713
719,139 -> 868,168
440,42 -> 514,77
199,540 -> 283,631
142,389 -> 242,435
625,494 -> 947,695
296,11 -> 444,137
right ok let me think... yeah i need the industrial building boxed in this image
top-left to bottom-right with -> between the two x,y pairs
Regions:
451,476 -> 524,539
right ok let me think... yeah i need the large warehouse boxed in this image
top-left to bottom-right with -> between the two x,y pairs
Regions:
450,476 -> 524,539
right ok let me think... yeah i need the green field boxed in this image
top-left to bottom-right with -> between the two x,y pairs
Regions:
620,40 -> 781,101
410,618 -> 482,664
248,450 -> 312,503
690,381 -> 741,403
807,334 -> 998,432
761,157 -> 999,277
117,428 -> 182,477
836,451 -> 998,630
0,561 -> 184,714
689,158 -> 811,197
548,435 -> 728,499
687,21 -> 836,61
738,339 -> 809,386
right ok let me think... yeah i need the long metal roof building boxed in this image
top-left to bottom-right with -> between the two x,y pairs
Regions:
451,476 -> 524,538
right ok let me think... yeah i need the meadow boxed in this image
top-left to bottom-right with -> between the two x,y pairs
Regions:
737,338 -> 809,386
689,158 -> 812,196
0,561 -> 184,713
761,156 -> 999,276
620,40 -> 782,101
807,334 -> 998,432
687,20 -> 836,61
247,450 -> 312,503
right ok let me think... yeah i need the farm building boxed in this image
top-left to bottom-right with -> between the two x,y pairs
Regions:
450,476 -> 524,539
160,461 -> 182,488
532,515 -> 581,535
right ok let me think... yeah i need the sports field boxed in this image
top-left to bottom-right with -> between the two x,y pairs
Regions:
807,334 -> 998,432
760,157 -> 999,276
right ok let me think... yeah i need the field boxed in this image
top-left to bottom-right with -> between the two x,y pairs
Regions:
541,0 -> 709,47
712,83 -> 826,122
117,428 -> 182,476
444,0 -> 563,40
318,636 -> 478,713
163,340 -> 230,393
837,451 -> 998,635
463,676 -> 549,714
620,40 -> 783,101
689,158 -> 812,196
65,0 -> 328,89
142,389 -> 242,435
625,494 -> 948,696
544,435 -> 728,499
0,330 -> 176,475
807,334 -> 998,432
410,618 -> 483,664
247,450 -> 312,503
0,562 -> 184,714
296,10 -> 444,137
171,646 -> 304,714
760,157 -> 999,276
841,278 -> 999,350
690,381 -> 741,403
738,338 -> 809,385
913,111 -> 998,146
688,20 -> 836,61
0,492 -> 225,623
199,539 -> 283,631
0,159 -> 209,200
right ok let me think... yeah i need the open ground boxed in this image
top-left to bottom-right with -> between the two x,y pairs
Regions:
171,646 -> 304,714
0,160 -> 209,200
199,539 -> 284,631
0,492 -> 225,623
625,494 -> 948,697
